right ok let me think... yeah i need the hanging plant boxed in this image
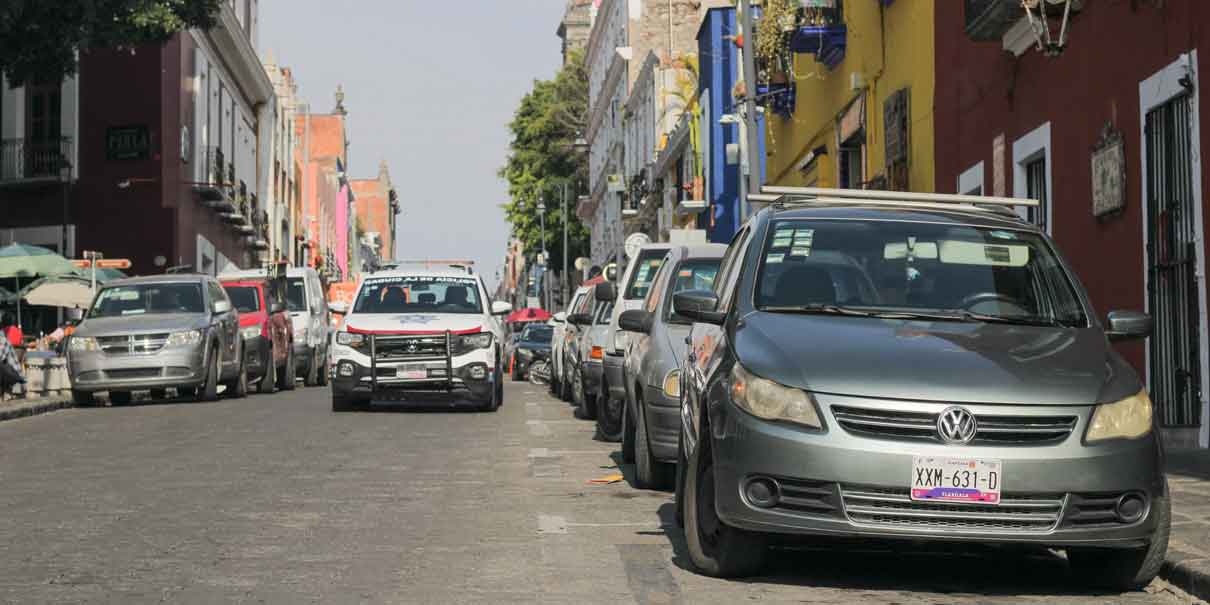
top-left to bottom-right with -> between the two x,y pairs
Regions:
755,0 -> 799,85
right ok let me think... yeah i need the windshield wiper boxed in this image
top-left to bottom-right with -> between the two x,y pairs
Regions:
958,311 -> 1064,327
760,304 -> 880,317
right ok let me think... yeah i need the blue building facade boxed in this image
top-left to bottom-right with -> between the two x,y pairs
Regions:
697,7 -> 766,244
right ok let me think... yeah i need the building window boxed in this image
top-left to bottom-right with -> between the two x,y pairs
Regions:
958,161 -> 984,195
1025,156 -> 1047,230
1012,122 -> 1052,233
838,135 -> 862,189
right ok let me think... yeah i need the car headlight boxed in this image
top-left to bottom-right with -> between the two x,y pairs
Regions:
240,325 -> 262,340
730,363 -> 821,429
68,336 -> 99,352
517,347 -> 534,359
1086,390 -> 1153,443
452,332 -> 493,356
663,369 -> 681,399
166,330 -> 203,346
335,331 -> 365,348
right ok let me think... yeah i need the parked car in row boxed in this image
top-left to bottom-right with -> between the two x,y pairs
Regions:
669,189 -> 1167,589
617,244 -> 724,488
556,285 -> 592,402
511,322 -> 554,381
221,273 -> 295,394
67,274 -> 248,404
567,283 -> 613,421
222,266 -> 330,387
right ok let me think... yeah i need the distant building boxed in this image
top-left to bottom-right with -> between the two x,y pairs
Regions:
557,0 -> 595,65
295,89 -> 351,282
263,51 -> 302,266
350,161 -> 399,263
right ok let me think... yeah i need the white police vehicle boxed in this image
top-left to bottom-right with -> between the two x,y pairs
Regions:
329,265 -> 511,411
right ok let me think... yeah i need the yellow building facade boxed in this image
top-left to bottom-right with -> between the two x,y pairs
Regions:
763,0 -> 935,193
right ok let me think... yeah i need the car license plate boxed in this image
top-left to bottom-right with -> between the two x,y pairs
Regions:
401,363 -> 428,380
910,457 -> 1002,505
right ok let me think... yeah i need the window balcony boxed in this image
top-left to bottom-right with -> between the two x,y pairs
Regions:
250,208 -> 270,250
195,146 -> 237,213
789,2 -> 846,70
756,82 -> 796,118
964,0 -> 1024,41
0,137 -> 72,186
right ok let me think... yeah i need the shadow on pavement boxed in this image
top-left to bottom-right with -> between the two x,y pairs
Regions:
651,504 -> 1130,598
1167,448 -> 1210,481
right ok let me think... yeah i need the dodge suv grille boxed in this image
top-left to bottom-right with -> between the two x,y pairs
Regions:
97,334 -> 170,355
831,405 -> 1077,445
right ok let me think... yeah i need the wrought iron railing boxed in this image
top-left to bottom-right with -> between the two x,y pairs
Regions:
0,137 -> 72,182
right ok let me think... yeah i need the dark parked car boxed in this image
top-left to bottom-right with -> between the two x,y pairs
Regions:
618,244 -> 724,488
673,190 -> 1167,590
512,322 -> 554,381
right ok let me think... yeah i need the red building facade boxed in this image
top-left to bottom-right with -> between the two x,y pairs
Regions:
935,1 -> 1210,448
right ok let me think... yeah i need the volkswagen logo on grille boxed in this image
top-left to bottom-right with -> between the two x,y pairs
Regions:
936,407 -> 978,444
406,342 -> 419,354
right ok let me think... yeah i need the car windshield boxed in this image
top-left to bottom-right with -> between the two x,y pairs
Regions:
286,277 -> 307,312
624,251 -> 667,299
224,286 -> 260,313
522,325 -> 554,343
667,260 -> 722,322
89,282 -> 206,318
755,219 -> 1087,326
354,276 -> 483,314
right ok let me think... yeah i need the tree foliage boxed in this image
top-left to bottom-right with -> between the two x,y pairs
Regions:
499,48 -> 590,276
0,0 -> 222,87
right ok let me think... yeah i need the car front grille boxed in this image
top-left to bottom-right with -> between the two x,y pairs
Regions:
104,368 -> 163,380
373,335 -> 448,361
831,405 -> 1077,445
97,334 -> 170,355
841,485 -> 1064,533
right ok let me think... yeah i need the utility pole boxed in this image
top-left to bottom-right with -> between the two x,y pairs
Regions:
738,0 -> 761,223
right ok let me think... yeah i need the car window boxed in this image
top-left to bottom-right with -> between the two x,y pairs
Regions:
624,250 -> 668,300
522,324 -> 554,343
754,219 -> 1088,325
716,227 -> 752,311
89,282 -> 206,318
594,301 -> 613,325
206,281 -> 229,311
286,277 -> 308,312
666,259 -> 723,322
223,285 -> 260,313
644,260 -> 673,313
354,276 -> 483,314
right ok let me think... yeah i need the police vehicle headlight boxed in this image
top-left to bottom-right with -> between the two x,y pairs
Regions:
336,331 -> 364,348
452,332 -> 493,355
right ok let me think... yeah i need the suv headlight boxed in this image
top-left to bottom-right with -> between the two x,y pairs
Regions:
452,332 -> 493,356
166,330 -> 203,346
69,336 -> 99,352
240,325 -> 262,340
730,364 -> 821,429
1086,390 -> 1153,443
335,331 -> 365,348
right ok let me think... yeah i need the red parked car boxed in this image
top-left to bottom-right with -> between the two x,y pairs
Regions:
221,277 -> 295,393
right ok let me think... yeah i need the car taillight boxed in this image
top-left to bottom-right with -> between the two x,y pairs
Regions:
590,346 -> 603,360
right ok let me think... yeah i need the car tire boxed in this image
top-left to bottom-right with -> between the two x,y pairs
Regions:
305,347 -> 320,387
225,357 -> 248,399
258,343 -> 278,394
635,398 -> 673,490
109,391 -> 132,405
683,421 -> 766,578
198,349 -> 219,402
72,389 -> 96,406
483,368 -> 503,413
621,399 -> 636,464
1068,494 -> 1171,591
596,390 -> 624,442
149,388 -> 167,401
575,369 -> 597,420
675,430 -> 687,529
332,394 -> 358,412
278,347 -> 296,391
316,348 -> 329,387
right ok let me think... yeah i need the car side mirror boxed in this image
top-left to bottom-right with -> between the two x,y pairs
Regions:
594,282 -> 617,303
553,311 -> 567,323
328,301 -> 348,315
567,313 -> 591,326
604,263 -> 618,282
1106,310 -> 1152,341
673,289 -> 724,325
212,299 -> 232,315
270,301 -> 286,314
491,300 -> 513,316
618,309 -> 652,334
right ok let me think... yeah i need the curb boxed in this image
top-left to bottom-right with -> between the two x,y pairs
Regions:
1161,548 -> 1210,603
0,397 -> 75,423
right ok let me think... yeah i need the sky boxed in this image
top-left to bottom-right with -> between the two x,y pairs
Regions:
259,0 -> 568,290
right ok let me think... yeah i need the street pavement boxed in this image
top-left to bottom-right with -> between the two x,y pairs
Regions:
0,382 -> 1200,604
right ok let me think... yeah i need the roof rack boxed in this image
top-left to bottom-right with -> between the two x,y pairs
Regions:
383,260 -> 476,274
752,186 -> 1038,211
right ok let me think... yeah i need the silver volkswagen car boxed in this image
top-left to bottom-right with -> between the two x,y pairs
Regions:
674,190 -> 1167,590
68,274 -> 247,404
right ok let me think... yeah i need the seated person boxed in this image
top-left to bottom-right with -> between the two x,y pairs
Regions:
440,286 -> 472,311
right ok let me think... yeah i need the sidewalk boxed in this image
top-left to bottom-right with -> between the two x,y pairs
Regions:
0,393 -> 74,422
1164,448 -> 1210,601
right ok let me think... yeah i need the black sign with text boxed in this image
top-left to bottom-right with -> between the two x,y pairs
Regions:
106,126 -> 150,161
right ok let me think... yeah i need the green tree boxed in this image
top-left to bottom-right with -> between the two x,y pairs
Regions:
499,48 -> 590,277
0,0 -> 222,87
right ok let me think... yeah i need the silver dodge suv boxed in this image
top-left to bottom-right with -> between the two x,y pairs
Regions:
673,189 -> 1167,590
67,274 -> 247,404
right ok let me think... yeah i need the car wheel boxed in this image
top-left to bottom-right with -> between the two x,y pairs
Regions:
621,399 -> 636,464
72,389 -> 96,406
675,430 -> 687,529
575,369 -> 597,420
278,346 -> 296,391
560,367 -> 574,402
149,388 -> 167,401
332,394 -> 358,412
258,343 -> 278,394
305,346 -> 320,387
683,420 -> 766,578
596,389 -> 624,442
635,397 -> 673,490
198,349 -> 219,402
316,348 -> 329,386
483,368 -> 503,413
109,391 -> 132,405
1068,494 -> 1171,590
225,357 -> 248,399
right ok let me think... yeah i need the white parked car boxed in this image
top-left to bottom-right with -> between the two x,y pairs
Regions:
329,266 -> 511,411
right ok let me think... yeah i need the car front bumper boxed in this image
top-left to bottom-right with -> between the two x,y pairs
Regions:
331,342 -> 495,405
604,353 -> 626,399
708,393 -> 1167,548
642,384 -> 680,462
68,345 -> 207,392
